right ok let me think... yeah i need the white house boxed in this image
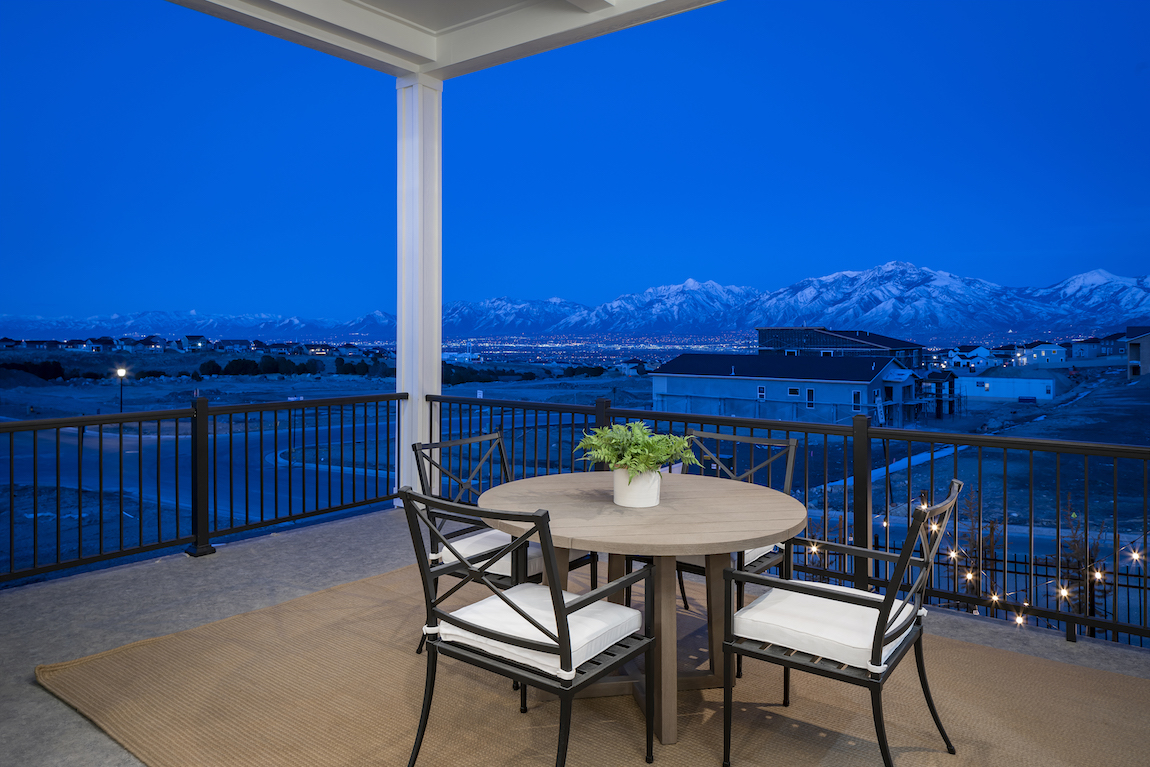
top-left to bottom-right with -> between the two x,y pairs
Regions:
1020,341 -> 1067,366
1129,326 -> 1150,380
651,354 -> 918,427
947,345 -> 994,374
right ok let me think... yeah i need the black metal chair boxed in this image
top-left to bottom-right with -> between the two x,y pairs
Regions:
628,430 -> 797,615
722,479 -> 964,767
400,487 -> 655,767
413,432 -> 598,590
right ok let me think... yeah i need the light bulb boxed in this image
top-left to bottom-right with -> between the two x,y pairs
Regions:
1015,615 -> 1024,625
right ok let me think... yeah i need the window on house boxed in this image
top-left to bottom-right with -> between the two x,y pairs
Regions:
1046,385 -> 1051,394
852,390 -> 861,411
822,350 -> 834,357
757,385 -> 766,400
788,387 -> 799,396
806,388 -> 815,408
785,350 -> 798,356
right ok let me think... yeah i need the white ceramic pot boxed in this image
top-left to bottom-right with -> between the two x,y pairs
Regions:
612,468 -> 661,508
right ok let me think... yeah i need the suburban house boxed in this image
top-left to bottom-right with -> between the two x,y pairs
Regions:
1020,341 -> 1067,365
81,337 -> 114,353
249,340 -> 268,354
0,337 -> 17,350
651,353 -> 918,427
266,343 -> 297,356
180,335 -> 210,352
1129,326 -> 1150,380
214,339 -> 250,353
618,358 -> 647,377
115,337 -> 140,353
756,327 -> 925,369
955,367 -> 1063,403
337,343 -> 362,357
138,335 -> 166,353
1100,332 -> 1127,356
946,345 -> 995,374
18,340 -> 60,350
991,344 -> 1022,366
1071,338 -> 1102,358
305,343 -> 336,356
917,370 -> 958,419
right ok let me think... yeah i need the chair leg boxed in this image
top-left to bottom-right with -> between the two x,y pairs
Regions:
520,682 -> 528,714
782,667 -> 791,707
645,646 -> 654,764
555,695 -> 573,767
870,686 -> 894,767
735,582 -> 744,678
591,553 -> 599,589
722,647 -> 733,767
677,569 -> 690,611
915,637 -> 956,755
415,634 -> 425,655
407,646 -> 438,767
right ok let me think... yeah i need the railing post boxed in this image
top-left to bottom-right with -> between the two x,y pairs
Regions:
851,414 -> 872,591
186,397 -> 216,557
594,397 -> 611,429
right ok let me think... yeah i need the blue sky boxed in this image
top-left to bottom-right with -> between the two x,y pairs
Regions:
2,1 -> 1148,320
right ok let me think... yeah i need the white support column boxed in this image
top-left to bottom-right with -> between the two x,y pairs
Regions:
396,73 -> 443,493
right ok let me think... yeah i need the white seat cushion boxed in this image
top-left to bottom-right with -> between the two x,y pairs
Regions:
438,529 -> 589,579
440,583 -> 643,679
743,544 -> 779,564
732,580 -> 916,670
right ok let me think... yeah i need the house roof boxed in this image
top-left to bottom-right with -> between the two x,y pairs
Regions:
756,327 -> 923,351
653,353 -> 904,383
829,329 -> 924,350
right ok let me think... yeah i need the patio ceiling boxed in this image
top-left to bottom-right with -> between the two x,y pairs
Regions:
169,0 -> 722,79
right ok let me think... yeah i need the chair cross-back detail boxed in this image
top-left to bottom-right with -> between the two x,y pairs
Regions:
646,429 -> 798,614
722,478 -> 964,767
400,488 -> 655,767
414,432 -> 512,506
412,432 -> 598,655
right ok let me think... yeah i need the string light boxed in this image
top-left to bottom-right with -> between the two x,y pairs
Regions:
990,594 -> 999,603
1094,571 -> 1104,582
965,572 -> 974,582
948,550 -> 958,560
1015,615 -> 1025,625
1060,587 -> 1070,599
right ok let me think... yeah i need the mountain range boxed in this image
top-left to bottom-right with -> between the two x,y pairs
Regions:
2,262 -> 1148,347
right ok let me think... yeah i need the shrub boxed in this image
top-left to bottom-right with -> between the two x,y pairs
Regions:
199,360 -> 222,376
223,358 -> 260,376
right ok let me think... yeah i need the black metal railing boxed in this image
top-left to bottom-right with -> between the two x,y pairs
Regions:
427,393 -> 1150,646
1,393 -> 405,583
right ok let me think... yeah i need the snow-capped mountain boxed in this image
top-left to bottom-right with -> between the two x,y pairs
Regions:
2,263 -> 1147,345
551,279 -> 760,334
443,297 -> 589,336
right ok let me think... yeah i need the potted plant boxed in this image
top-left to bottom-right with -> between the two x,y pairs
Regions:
575,421 -> 700,507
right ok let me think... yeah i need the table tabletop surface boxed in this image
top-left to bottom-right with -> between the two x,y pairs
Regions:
477,472 -> 808,556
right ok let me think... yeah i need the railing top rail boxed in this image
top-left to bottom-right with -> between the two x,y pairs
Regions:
428,393 -> 595,416
605,405 -> 856,438
870,424 -> 1150,460
207,391 -> 407,416
0,407 -> 194,432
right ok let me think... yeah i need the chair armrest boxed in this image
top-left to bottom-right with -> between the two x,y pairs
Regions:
725,568 -> 882,609
786,536 -> 924,566
564,563 -> 653,615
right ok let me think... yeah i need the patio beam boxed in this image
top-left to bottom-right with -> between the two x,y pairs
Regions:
396,73 -> 442,490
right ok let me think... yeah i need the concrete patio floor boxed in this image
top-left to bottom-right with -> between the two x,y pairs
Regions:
3,505 -> 1149,767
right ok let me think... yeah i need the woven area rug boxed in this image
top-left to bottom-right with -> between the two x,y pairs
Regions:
37,565 -> 1150,767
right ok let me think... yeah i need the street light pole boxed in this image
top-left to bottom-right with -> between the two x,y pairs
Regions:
117,368 -> 126,413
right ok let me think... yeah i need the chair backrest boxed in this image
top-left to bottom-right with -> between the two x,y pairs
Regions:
399,487 -> 578,675
870,479 -> 963,667
685,428 -> 798,494
412,432 -> 512,505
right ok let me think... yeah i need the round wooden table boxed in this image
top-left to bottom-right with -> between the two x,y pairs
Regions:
478,471 -> 808,745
